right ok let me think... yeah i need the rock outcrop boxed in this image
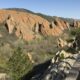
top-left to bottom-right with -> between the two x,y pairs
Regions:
5,15 -> 15,34
40,50 -> 79,80
0,10 -> 70,41
57,38 -> 67,48
0,73 -> 10,80
73,20 -> 80,28
27,52 -> 35,63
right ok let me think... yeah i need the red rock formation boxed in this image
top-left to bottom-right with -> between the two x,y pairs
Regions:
73,20 -> 80,28
0,10 -> 70,41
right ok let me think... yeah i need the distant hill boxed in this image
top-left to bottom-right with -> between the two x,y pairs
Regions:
5,8 -> 35,14
5,8 -> 78,23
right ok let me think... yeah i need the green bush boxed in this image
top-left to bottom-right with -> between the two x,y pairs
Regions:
70,28 -> 80,36
7,47 -> 33,80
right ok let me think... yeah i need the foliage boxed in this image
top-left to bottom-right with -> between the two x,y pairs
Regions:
70,28 -> 80,36
60,53 -> 64,59
7,47 -> 33,80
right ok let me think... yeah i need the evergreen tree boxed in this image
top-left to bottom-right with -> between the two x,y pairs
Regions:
7,47 -> 33,80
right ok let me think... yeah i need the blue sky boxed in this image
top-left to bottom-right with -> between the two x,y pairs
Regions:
0,0 -> 80,19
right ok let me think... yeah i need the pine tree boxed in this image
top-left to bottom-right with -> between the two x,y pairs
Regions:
7,47 -> 33,80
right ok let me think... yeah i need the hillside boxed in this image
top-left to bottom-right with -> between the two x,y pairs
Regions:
5,8 -> 77,23
0,8 -> 80,80
0,8 -> 77,41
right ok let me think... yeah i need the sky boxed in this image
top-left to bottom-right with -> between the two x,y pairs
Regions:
0,0 -> 80,19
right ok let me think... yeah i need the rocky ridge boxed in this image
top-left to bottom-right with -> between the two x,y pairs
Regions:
30,35 -> 80,80
0,10 -> 73,41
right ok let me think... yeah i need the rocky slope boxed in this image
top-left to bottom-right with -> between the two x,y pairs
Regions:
0,9 -> 72,41
25,33 -> 80,80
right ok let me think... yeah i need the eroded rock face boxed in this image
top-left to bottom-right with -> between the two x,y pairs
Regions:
5,15 -> 15,34
0,10 -> 70,41
57,38 -> 67,48
73,20 -> 80,28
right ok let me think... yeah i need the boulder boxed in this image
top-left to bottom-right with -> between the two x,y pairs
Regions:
27,53 -> 35,63
57,38 -> 67,48
0,73 -> 10,80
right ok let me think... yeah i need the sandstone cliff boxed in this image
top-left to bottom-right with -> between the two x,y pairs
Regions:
73,20 -> 80,28
0,10 -> 70,41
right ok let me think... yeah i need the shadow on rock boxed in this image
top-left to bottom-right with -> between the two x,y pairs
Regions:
21,59 -> 51,80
